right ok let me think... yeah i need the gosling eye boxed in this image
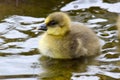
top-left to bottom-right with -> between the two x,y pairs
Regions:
47,20 -> 58,26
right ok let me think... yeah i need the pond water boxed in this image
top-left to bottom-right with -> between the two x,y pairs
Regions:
0,0 -> 120,80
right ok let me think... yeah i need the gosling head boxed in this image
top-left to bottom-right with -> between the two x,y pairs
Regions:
38,12 -> 71,36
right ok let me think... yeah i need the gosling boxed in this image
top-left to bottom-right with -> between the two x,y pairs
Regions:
38,12 -> 100,59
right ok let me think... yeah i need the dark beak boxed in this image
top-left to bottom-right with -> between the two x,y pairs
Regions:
38,23 -> 47,31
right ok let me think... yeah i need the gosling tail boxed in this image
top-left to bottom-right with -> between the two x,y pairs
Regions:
117,15 -> 120,39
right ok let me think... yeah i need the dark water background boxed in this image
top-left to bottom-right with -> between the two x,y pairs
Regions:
0,0 -> 120,80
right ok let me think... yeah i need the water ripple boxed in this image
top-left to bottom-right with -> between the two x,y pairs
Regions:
61,0 -> 120,13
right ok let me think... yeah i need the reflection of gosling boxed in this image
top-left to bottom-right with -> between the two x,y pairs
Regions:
38,12 -> 100,59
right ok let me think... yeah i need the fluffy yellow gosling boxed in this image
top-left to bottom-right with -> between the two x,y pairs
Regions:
38,12 -> 100,59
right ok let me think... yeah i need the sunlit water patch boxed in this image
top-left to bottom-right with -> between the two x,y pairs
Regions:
61,0 -> 120,13
3,15 -> 45,24
0,15 -> 44,54
71,76 -> 100,80
96,52 -> 120,62
72,64 -> 120,79
0,55 -> 40,75
87,18 -> 108,24
2,30 -> 28,39
0,55 -> 42,80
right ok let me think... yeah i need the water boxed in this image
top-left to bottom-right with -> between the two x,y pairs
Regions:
0,0 -> 120,80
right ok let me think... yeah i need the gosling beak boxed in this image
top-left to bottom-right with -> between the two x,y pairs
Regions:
38,23 -> 47,31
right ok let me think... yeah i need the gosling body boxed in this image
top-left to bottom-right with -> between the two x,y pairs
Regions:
38,12 -> 100,59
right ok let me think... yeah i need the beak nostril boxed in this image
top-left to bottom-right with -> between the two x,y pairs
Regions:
38,23 -> 47,31
41,24 -> 46,28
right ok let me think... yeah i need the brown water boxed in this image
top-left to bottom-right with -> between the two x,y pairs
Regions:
0,0 -> 120,80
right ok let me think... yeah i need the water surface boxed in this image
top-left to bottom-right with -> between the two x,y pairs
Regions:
0,0 -> 120,80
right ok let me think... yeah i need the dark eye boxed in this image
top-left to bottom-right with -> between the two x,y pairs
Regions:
47,20 -> 58,26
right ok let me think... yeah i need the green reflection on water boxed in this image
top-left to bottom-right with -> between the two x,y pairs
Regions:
38,56 -> 98,80
0,0 -> 72,20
